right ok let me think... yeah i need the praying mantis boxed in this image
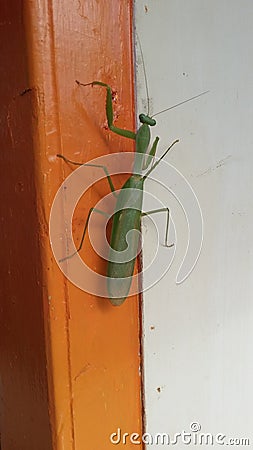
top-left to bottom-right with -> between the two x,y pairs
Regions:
57,79 -> 207,306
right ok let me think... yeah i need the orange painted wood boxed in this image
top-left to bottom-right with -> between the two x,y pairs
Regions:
0,1 -> 143,449
0,1 -> 52,449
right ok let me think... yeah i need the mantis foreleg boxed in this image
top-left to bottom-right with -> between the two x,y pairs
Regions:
76,80 -> 136,140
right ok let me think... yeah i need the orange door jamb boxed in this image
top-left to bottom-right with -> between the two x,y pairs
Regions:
1,1 -> 143,448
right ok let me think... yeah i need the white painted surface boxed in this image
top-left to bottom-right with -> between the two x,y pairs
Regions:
135,0 -> 253,447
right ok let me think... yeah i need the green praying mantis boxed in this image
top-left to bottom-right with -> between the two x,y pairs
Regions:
57,77 -> 207,306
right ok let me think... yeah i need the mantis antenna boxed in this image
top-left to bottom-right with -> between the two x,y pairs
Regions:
136,34 -> 209,118
136,33 -> 151,116
152,91 -> 209,118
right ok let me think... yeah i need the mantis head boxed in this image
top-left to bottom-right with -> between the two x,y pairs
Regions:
139,114 -> 156,127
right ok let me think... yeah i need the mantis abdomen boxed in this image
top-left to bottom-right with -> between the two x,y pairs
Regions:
107,176 -> 144,305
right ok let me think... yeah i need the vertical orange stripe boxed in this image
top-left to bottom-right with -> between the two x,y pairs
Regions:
23,0 -> 142,449
0,0 -> 53,448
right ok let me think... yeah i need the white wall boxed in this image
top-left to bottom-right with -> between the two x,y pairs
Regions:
135,0 -> 253,447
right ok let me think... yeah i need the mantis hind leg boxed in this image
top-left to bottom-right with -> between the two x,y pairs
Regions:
141,207 -> 174,247
59,207 -> 110,262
